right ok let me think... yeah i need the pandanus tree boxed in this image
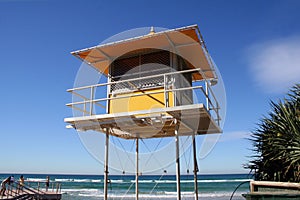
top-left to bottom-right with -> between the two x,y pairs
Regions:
246,84 -> 300,182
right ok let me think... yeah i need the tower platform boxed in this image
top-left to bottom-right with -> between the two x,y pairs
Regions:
65,104 -> 221,139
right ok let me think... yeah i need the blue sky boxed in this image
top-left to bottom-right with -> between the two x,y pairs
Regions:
0,0 -> 300,175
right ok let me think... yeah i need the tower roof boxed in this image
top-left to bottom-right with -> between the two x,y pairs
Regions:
71,24 -> 217,81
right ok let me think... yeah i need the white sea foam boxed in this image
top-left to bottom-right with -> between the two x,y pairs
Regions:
164,191 -> 244,198
73,179 -> 92,182
110,179 -> 124,183
164,191 -> 194,196
26,178 -> 46,182
131,180 -> 153,183
62,188 -> 102,197
61,188 -> 245,199
74,192 -> 243,198
78,191 -> 103,197
54,178 -> 101,183
139,180 -> 153,183
56,177 -> 252,184
54,177 -> 252,185
62,188 -> 100,192
198,178 -> 252,183
180,180 -> 194,183
91,179 -> 101,183
55,178 -> 74,182
152,179 -> 252,184
154,180 -> 177,183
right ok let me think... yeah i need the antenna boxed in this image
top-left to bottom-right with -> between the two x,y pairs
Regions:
149,26 -> 155,35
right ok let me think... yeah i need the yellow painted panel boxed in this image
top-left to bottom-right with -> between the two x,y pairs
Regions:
109,88 -> 174,114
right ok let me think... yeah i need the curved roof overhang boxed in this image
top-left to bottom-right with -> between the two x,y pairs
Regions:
71,24 -> 217,81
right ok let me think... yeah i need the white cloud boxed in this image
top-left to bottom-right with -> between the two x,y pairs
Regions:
247,36 -> 300,93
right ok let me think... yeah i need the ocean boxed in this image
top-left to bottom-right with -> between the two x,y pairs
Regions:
0,173 -> 252,199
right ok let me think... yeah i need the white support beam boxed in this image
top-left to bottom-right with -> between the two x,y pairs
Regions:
136,138 -> 139,200
192,133 -> 199,200
104,128 -> 109,200
175,119 -> 181,200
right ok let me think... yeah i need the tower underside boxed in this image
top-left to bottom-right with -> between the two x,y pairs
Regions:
65,104 -> 221,139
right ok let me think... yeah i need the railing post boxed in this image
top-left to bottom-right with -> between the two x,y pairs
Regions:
106,75 -> 111,114
164,74 -> 169,107
56,183 -> 59,194
90,86 -> 95,115
83,101 -> 86,116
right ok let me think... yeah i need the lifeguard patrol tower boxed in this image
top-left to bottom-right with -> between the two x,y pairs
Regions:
65,25 -> 222,200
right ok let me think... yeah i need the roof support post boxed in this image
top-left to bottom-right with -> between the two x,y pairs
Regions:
104,128 -> 109,200
175,119 -> 181,200
192,133 -> 199,200
136,138 -> 139,200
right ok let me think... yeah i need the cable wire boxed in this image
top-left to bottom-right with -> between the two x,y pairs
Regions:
229,180 -> 250,200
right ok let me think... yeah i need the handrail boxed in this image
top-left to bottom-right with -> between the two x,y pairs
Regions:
67,68 -> 206,92
4,181 -> 32,198
2,180 -> 62,199
67,68 -> 221,125
25,180 -> 61,194
67,85 -> 203,107
23,181 -> 47,195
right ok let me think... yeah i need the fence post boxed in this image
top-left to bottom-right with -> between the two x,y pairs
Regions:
7,184 -> 10,198
56,183 -> 59,194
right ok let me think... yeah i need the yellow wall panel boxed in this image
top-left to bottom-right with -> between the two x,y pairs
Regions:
109,88 -> 174,114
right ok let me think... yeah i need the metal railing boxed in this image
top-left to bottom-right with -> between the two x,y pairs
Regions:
25,180 -> 62,194
3,180 -> 62,199
67,68 -> 221,126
